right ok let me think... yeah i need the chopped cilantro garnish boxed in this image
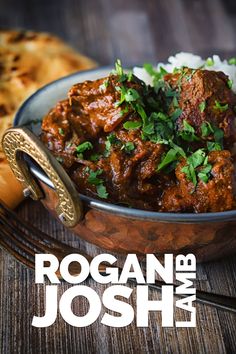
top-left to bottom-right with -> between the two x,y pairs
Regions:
87,168 -> 103,184
104,133 -> 119,157
120,106 -> 129,116
124,88 -> 140,102
59,128 -> 65,136
96,184 -> 109,199
127,71 -> 133,81
143,63 -> 168,85
201,122 -> 214,137
207,142 -> 222,151
99,79 -> 109,92
200,122 -> 223,146
143,63 -> 157,76
76,141 -> 93,154
135,104 -> 148,126
123,121 -> 142,130
213,127 -> 224,145
104,140 -> 112,157
214,100 -> 229,112
108,59 -> 227,192
115,59 -> 124,76
181,149 -> 207,187
187,149 -> 206,168
87,168 -> 109,199
181,164 -> 197,187
172,96 -> 179,108
157,148 -> 182,171
169,141 -> 186,157
121,142 -> 135,154
185,69 -> 196,82
90,153 -> 100,162
114,59 -> 127,82
227,80 -> 233,89
197,164 -> 212,183
171,108 -> 182,120
206,58 -> 214,66
143,122 -> 155,135
159,66 -> 168,76
199,101 -> 206,113
178,120 -> 199,142
228,57 -> 236,65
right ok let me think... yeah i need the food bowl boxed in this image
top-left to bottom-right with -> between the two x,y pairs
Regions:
2,68 -> 236,261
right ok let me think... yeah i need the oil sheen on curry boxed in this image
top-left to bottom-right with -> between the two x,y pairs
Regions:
41,61 -> 236,213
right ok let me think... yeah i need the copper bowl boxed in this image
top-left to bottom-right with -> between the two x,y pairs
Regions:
3,68 -> 236,261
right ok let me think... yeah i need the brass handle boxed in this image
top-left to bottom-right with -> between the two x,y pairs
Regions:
2,127 -> 83,227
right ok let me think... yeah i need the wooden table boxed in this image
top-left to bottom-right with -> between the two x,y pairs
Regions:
1,0 -> 236,352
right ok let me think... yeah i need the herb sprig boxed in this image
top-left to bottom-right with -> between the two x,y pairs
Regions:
76,141 -> 93,159
85,167 -> 109,199
113,60 -> 225,188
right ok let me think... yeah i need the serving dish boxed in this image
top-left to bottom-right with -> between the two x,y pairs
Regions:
2,67 -> 236,261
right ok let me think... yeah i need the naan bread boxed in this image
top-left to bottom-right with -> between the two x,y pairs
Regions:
0,30 -> 96,208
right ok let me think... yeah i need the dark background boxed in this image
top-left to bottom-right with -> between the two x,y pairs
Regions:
0,0 -> 236,353
1,0 -> 236,65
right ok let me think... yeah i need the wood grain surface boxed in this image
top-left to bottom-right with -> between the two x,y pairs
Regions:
0,0 -> 236,353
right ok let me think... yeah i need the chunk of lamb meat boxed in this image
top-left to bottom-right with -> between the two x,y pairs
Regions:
41,73 -> 146,148
68,74 -> 144,134
164,69 -> 236,145
161,150 -> 235,212
71,127 -> 167,210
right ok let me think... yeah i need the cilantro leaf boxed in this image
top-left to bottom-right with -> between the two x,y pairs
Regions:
178,120 -> 199,142
214,100 -> 229,112
135,103 -> 148,126
205,58 -> 214,66
121,142 -> 135,154
182,164 -> 197,187
104,140 -> 111,157
227,80 -> 233,89
199,101 -> 206,113
157,148 -> 180,171
198,164 -> 212,183
172,96 -> 179,108
115,59 -> 124,76
87,169 -> 103,185
187,149 -> 206,168
201,122 -> 214,137
142,122 -> 155,135
171,108 -> 182,121
123,121 -> 142,130
213,127 -> 224,144
87,168 -> 109,199
59,128 -> 65,136
228,58 -> 236,65
90,153 -> 100,162
207,141 -> 222,151
76,141 -> 93,154
169,141 -> 186,157
104,133 -> 119,157
124,88 -> 140,102
96,184 -> 109,199
181,149 -> 207,187
143,63 -> 157,76
99,79 -> 109,92
143,64 -> 167,81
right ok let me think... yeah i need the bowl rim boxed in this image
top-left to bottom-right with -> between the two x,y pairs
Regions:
14,67 -> 236,223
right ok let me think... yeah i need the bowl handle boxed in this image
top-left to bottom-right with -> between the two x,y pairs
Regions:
2,127 -> 83,227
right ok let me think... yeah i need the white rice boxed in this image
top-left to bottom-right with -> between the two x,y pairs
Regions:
133,52 -> 236,93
